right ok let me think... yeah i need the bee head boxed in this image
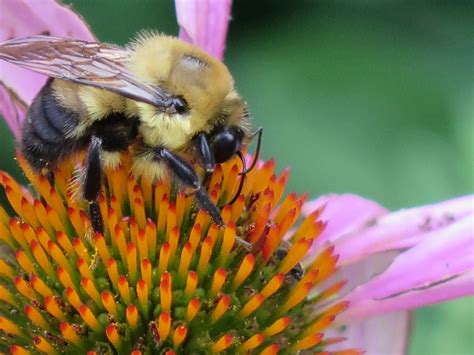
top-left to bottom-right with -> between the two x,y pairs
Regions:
209,126 -> 245,163
129,34 -> 238,146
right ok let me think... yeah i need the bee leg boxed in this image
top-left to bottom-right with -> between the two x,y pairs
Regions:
157,148 -> 252,250
84,136 -> 104,234
194,132 -> 215,187
157,148 -> 224,227
46,170 -> 55,187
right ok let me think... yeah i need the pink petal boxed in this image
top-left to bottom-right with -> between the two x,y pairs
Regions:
0,85 -> 26,139
302,193 -> 387,247
0,0 -> 95,136
328,312 -> 411,354
324,252 -> 411,353
175,0 -> 232,60
333,195 -> 473,265
342,271 -> 474,324
340,216 -> 474,321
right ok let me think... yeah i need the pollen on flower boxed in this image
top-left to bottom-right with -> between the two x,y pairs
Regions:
0,153 -> 352,353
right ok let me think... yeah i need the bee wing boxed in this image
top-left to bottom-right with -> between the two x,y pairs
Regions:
0,36 -> 170,108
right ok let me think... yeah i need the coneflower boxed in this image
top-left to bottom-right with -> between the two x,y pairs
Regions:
0,152 -> 358,354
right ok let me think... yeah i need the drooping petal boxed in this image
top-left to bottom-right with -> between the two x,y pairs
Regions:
302,194 -> 387,248
340,216 -> 474,321
304,194 -> 474,266
324,252 -> 411,354
175,0 -> 232,60
344,271 -> 474,324
0,0 -> 95,137
329,312 -> 411,354
333,195 -> 473,265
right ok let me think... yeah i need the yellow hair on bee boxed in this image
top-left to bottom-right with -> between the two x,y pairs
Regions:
127,31 -> 175,85
136,108 -> 191,150
221,91 -> 251,130
78,86 -> 127,120
128,32 -> 237,150
101,151 -> 122,169
52,80 -> 129,138
51,80 -> 89,138
132,152 -> 168,182
52,80 -> 85,114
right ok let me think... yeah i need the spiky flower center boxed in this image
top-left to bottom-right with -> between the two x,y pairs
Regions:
0,154 -> 352,354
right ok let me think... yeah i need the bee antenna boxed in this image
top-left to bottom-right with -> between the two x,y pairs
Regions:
238,127 -> 263,176
226,151 -> 247,205
225,127 -> 263,206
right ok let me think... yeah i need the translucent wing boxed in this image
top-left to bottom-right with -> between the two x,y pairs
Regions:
0,36 -> 170,108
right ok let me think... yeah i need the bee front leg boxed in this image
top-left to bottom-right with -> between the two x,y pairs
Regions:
84,136 -> 104,234
156,148 -> 252,250
193,132 -> 215,187
157,148 -> 223,227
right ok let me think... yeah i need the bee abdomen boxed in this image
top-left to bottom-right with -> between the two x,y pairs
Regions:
21,81 -> 86,171
43,83 -> 84,137
29,91 -> 64,145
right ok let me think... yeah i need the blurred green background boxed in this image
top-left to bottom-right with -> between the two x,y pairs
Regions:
0,0 -> 472,353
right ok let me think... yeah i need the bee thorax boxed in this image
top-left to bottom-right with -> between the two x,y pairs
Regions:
138,111 -> 193,150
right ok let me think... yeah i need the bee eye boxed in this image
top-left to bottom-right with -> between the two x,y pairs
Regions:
210,127 -> 244,163
171,97 -> 188,114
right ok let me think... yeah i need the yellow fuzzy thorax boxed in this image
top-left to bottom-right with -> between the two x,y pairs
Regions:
53,33 -> 247,153
128,33 -> 237,149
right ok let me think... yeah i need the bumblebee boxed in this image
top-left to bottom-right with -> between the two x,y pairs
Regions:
0,33 -> 262,233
